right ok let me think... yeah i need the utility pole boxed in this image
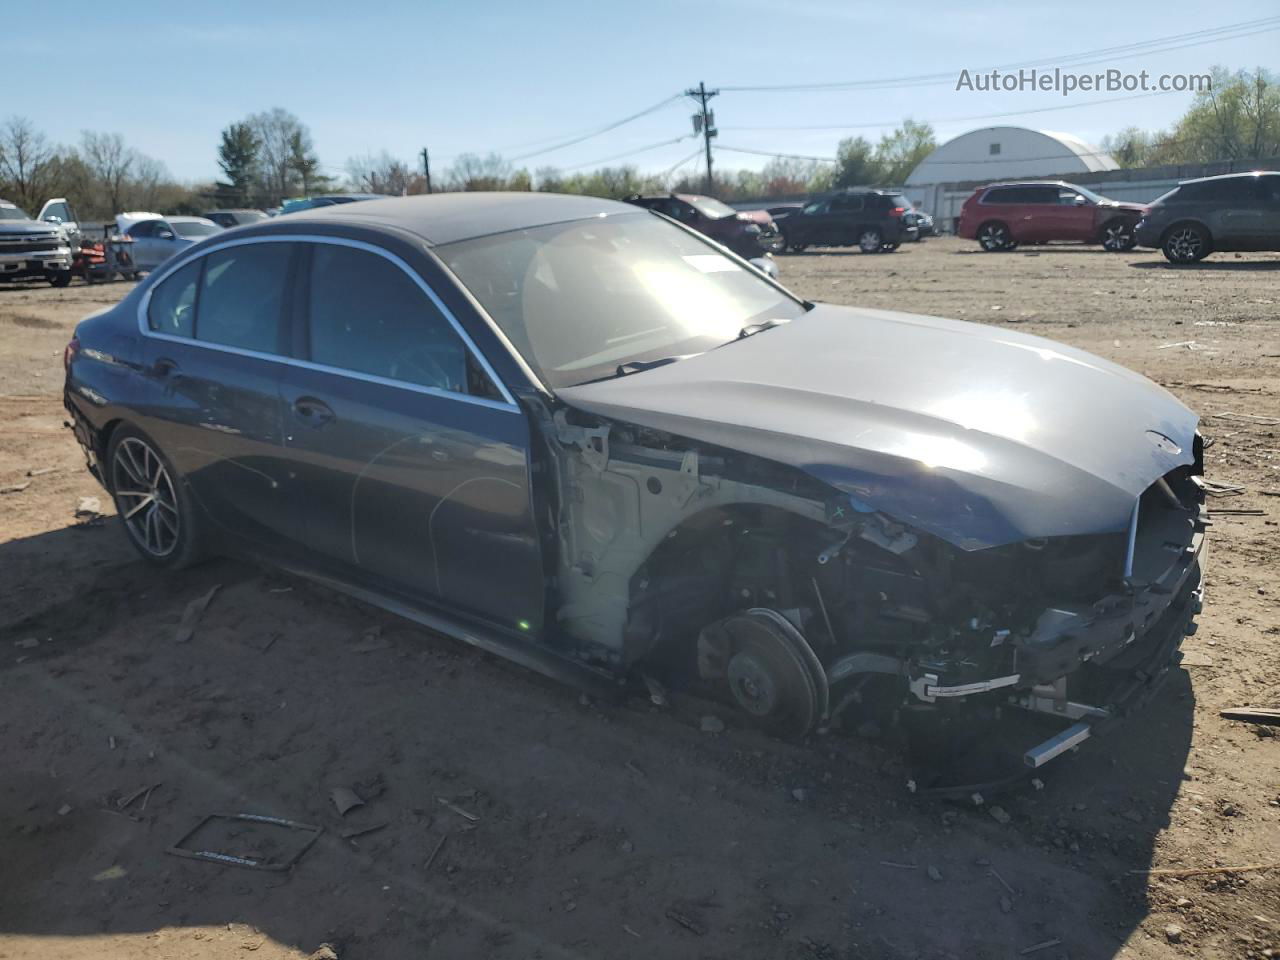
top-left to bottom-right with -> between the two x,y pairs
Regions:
685,81 -> 719,195
420,147 -> 432,194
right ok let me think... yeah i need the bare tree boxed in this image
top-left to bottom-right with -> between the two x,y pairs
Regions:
0,116 -> 63,212
80,131 -> 136,214
447,152 -> 513,191
347,151 -> 417,195
247,108 -> 314,203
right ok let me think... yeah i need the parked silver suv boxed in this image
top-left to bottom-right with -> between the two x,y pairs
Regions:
0,200 -> 73,287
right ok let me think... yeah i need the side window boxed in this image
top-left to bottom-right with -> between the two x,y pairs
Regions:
982,188 -> 1012,204
156,221 -> 174,238
1262,177 -> 1280,204
196,243 -> 292,354
802,200 -> 826,215
130,220 -> 157,238
831,195 -> 863,212
44,202 -> 73,222
1026,187 -> 1060,205
307,244 -> 470,395
147,259 -> 200,337
1057,188 -> 1084,205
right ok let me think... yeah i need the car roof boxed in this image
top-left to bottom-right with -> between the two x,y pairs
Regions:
1179,170 -> 1279,185
206,208 -> 263,214
274,192 -> 639,246
168,216 -> 218,224
978,180 -> 1075,189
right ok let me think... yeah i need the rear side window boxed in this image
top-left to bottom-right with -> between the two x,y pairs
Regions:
831,194 -> 864,212
147,259 -> 200,336
196,243 -> 292,354
130,220 -> 158,238
1262,176 -> 1280,203
307,244 -> 469,394
1182,178 -> 1254,202
982,188 -> 1016,204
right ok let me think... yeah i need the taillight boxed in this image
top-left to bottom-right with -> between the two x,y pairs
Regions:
64,335 -> 80,373
889,206 -> 905,217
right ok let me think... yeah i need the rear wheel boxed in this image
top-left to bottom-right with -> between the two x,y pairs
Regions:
857,227 -> 883,253
977,221 -> 1015,251
48,270 -> 71,288
1100,218 -> 1137,251
107,426 -> 206,568
1162,223 -> 1210,263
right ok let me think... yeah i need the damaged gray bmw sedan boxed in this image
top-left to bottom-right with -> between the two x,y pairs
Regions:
64,193 -> 1206,786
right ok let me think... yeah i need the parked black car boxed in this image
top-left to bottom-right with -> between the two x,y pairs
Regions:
1134,171 -> 1280,263
779,188 -> 918,253
64,193 -> 1205,780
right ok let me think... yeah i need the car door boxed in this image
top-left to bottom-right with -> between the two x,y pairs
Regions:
1259,175 -> 1280,250
129,219 -> 162,269
1219,177 -> 1268,249
1042,187 -> 1096,242
278,239 -> 545,634
828,193 -> 864,244
137,240 -> 298,547
1010,186 -> 1059,242
792,199 -> 828,244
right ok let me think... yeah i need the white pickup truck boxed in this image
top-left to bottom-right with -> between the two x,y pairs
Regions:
0,198 -> 79,287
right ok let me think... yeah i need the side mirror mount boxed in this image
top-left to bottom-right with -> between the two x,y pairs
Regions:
43,215 -> 63,224
158,230 -> 175,240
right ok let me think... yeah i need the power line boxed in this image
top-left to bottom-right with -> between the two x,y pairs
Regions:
662,147 -> 705,180
720,89 -> 1178,132
559,135 -> 695,172
719,16 -> 1280,92
509,94 -> 684,161
716,145 -> 839,163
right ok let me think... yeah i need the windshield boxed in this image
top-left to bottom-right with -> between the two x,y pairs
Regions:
0,205 -> 32,221
173,221 -> 221,238
685,195 -> 738,220
440,212 -> 806,389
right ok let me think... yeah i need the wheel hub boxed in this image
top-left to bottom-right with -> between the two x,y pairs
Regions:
727,653 -> 780,717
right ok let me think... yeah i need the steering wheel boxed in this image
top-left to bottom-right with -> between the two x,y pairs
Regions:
392,345 -> 453,390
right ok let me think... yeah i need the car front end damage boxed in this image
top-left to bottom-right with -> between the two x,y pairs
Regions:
536,302 -> 1208,789
538,401 -> 1206,790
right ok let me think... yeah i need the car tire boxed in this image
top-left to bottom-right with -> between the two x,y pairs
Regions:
857,228 -> 883,253
48,270 -> 72,288
1162,223 -> 1211,264
107,425 -> 207,569
1100,218 -> 1137,252
977,221 -> 1015,252
786,241 -> 808,254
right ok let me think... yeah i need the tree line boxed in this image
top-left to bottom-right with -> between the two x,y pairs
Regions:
3,67 -> 1275,220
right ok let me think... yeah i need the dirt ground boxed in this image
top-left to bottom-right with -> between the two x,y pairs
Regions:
1,238 -> 1277,960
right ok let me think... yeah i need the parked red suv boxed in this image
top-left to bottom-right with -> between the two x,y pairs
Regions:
958,181 -> 1146,252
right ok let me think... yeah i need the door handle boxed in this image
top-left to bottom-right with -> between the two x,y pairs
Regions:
152,357 -> 178,377
292,396 -> 335,427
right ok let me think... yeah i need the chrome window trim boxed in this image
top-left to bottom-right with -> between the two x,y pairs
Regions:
136,233 -> 520,413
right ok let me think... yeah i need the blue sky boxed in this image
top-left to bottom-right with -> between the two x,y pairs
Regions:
11,0 -> 1279,183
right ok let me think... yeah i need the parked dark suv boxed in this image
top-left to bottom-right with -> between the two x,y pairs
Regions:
778,189 -> 917,253
1134,171 -> 1280,264
958,181 -> 1146,252
623,193 -> 781,257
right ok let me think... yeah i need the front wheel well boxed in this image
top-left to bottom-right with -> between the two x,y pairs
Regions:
623,504 -> 833,671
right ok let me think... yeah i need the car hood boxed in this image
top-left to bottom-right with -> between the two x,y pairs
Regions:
736,210 -> 776,227
556,304 -> 1198,550
1099,199 -> 1147,213
0,219 -> 57,235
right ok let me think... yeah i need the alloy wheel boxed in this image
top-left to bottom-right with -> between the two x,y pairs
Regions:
111,437 -> 180,558
858,229 -> 883,253
1102,222 -> 1134,251
978,223 -> 1010,251
1165,226 -> 1204,263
